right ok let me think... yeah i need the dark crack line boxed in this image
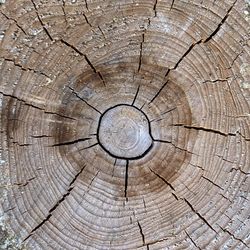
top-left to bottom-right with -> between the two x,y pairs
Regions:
148,167 -> 175,191
137,221 -> 146,245
85,0 -> 89,11
80,142 -> 99,150
23,164 -> 86,242
185,231 -> 201,250
153,0 -> 158,17
170,0 -> 175,10
132,85 -> 140,106
138,33 -> 144,72
164,1 -> 237,78
0,90 -> 76,120
13,177 -> 36,187
44,111 -> 76,120
184,198 -> 216,233
60,39 -> 106,86
30,135 -> 52,138
149,81 -> 168,104
50,137 -> 91,147
30,0 -> 53,41
3,58 -> 51,79
68,86 -> 102,115
153,139 -> 196,156
218,226 -> 249,248
201,176 -> 224,190
150,107 -> 176,122
125,160 -> 129,201
173,124 -> 236,137
83,13 -> 92,27
203,0 -> 238,43
0,11 -> 27,35
61,0 -> 68,24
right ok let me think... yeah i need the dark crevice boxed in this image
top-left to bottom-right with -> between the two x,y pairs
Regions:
44,111 -> 76,120
203,0 -> 237,43
164,1 -> 237,78
170,0 -> 175,10
13,177 -> 36,187
12,142 -> 32,147
184,198 -> 216,233
83,13 -> 92,27
0,11 -> 27,35
201,176 -> 224,190
150,107 -> 176,122
98,26 -> 106,40
230,167 -> 250,175
30,135 -> 52,138
0,91 -> 44,110
85,0 -> 89,11
149,81 -> 168,104
30,0 -> 53,41
137,221 -> 146,245
153,0 -> 158,17
172,193 -> 179,201
68,86 -> 102,115
124,160 -> 129,201
80,142 -> 99,150
131,85 -> 140,106
153,139 -> 196,156
218,226 -> 249,248
3,58 -> 51,79
61,0 -> 67,23
23,165 -> 86,242
173,124 -> 236,137
138,33 -> 144,72
0,91 -> 75,120
185,231 -> 201,250
148,167 -> 175,191
61,40 -> 107,85
50,138 -> 91,147
60,39 -> 83,56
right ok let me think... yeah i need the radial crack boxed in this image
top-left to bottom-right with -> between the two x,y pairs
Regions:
185,231 -> 201,250
124,160 -> 129,201
50,137 -> 91,147
23,164 -> 86,242
184,198 -> 216,233
137,221 -> 146,245
148,167 -> 175,191
138,33 -> 144,72
173,124 -> 236,137
201,176 -> 224,190
218,226 -> 249,248
3,58 -> 51,79
170,0 -> 175,10
153,0 -> 158,17
132,85 -> 140,106
30,0 -> 53,41
0,11 -> 27,35
68,86 -> 102,114
83,13 -> 92,27
149,81 -> 168,104
203,0 -> 238,43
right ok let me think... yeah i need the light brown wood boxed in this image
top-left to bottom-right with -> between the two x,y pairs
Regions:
0,0 -> 249,249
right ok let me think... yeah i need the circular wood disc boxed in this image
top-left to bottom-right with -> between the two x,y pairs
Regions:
0,0 -> 249,249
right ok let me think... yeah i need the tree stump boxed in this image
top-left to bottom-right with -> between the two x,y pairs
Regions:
0,0 -> 249,249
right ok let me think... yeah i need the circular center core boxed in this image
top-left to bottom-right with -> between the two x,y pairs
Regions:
97,104 -> 152,159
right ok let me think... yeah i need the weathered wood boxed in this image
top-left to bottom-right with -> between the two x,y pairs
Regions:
0,0 -> 249,249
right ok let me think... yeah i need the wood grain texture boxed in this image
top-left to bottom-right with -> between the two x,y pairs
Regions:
0,0 -> 249,249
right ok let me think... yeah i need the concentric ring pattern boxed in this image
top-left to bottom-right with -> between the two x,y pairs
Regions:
0,0 -> 249,249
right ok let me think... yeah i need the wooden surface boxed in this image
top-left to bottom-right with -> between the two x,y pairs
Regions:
0,0 -> 249,249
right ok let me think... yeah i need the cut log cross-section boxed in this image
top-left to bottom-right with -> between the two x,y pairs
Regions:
0,0 -> 249,249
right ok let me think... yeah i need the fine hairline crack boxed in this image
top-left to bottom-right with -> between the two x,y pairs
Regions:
23,164 -> 86,242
